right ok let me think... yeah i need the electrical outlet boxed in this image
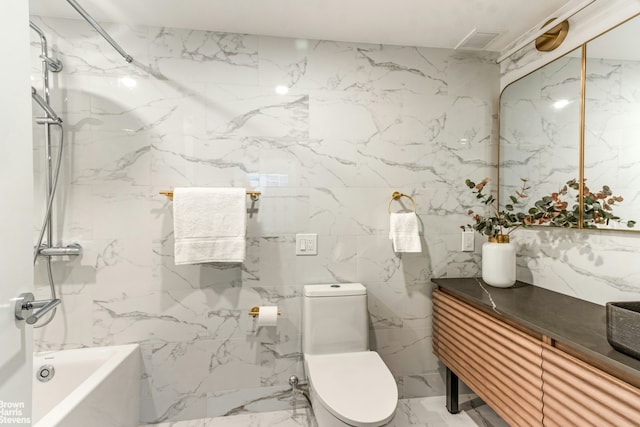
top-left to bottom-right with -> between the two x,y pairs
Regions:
296,233 -> 317,256
461,230 -> 475,252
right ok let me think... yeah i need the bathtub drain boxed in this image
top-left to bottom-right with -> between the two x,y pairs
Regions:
37,365 -> 55,382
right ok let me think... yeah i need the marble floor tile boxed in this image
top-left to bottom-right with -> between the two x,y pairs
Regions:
459,396 -> 510,427
141,396 -> 507,427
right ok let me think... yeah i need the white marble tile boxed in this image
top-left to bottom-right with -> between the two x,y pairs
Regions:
254,295 -> 304,387
356,235 -> 405,285
449,52 -> 499,99
400,94 -> 451,143
373,327 -> 438,377
89,76 -> 208,137
286,138 -> 362,188
401,372 -> 446,399
257,140 -> 303,187
354,44 -> 449,95
204,85 -> 308,139
366,281 -> 406,330
88,184 -> 152,240
259,37 -> 359,91
140,387 -> 207,425
402,282 -> 435,330
71,130 -> 152,186
149,28 -> 258,85
309,89 -> 402,141
460,396 -> 510,427
206,386 -> 307,418
33,182 -> 94,242
247,188 -> 310,237
395,396 -> 478,426
151,134 -> 259,188
309,187 -> 394,236
139,338 -> 261,423
257,236 -> 297,287
92,285 -> 268,345
514,227 -> 640,304
93,236 -> 154,290
32,282 -> 94,352
294,235 -> 358,285
141,396 -> 497,427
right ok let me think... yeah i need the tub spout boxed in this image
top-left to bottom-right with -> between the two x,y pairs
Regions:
14,292 -> 61,325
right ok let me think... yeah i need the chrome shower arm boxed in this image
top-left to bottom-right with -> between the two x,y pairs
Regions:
29,21 -> 48,55
66,0 -> 133,63
30,21 -> 63,73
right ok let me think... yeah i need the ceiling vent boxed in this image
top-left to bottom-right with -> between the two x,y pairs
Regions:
455,29 -> 501,50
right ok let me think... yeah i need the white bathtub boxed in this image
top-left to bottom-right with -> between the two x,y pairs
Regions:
32,344 -> 141,427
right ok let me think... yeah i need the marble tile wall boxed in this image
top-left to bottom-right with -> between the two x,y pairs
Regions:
30,16 -> 498,423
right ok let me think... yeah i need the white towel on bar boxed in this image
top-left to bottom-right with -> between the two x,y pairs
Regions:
389,212 -> 422,253
173,187 -> 246,264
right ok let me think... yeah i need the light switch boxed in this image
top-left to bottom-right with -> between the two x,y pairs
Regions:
461,230 -> 475,252
296,233 -> 317,256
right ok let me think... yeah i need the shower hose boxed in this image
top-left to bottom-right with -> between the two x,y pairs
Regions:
33,121 -> 64,328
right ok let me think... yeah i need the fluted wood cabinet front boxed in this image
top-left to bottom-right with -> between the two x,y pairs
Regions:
434,288 -> 640,427
432,290 -> 544,427
542,343 -> 640,427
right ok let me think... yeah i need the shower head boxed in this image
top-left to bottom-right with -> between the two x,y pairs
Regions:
31,87 -> 62,123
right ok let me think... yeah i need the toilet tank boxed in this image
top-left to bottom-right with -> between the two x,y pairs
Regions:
303,283 -> 369,354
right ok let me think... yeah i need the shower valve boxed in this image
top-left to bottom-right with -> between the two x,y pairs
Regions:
14,292 -> 61,325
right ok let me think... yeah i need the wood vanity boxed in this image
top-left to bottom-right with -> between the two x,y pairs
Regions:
432,278 -> 640,427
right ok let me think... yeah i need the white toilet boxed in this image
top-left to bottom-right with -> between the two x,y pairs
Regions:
303,283 -> 398,427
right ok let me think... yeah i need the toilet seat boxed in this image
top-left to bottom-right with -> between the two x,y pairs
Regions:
305,351 -> 397,426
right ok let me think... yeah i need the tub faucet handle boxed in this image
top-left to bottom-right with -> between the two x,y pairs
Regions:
15,292 -> 61,325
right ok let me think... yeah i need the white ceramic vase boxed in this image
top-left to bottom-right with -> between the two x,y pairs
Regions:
481,235 -> 516,288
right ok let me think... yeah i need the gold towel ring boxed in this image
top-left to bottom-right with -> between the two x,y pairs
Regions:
388,191 -> 416,214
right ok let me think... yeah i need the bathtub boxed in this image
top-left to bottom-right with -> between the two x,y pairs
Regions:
32,344 -> 141,427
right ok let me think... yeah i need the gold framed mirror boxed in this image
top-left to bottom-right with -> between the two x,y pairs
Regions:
499,12 -> 640,231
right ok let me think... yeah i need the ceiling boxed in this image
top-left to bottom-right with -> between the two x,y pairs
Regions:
29,0 -> 572,53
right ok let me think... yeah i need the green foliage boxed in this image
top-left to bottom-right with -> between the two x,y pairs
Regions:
524,178 -> 636,229
463,177 -> 636,237
462,177 -> 529,238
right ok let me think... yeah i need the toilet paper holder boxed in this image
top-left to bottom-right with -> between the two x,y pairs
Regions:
248,306 -> 281,317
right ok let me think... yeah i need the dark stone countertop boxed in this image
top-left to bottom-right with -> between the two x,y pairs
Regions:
432,277 -> 640,386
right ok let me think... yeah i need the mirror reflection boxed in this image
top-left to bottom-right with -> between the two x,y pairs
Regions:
499,48 -> 582,227
584,15 -> 640,230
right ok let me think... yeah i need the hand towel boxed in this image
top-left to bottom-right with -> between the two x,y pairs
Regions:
389,212 -> 422,253
173,187 -> 246,264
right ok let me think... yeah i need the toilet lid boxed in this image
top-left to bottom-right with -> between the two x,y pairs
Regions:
305,351 -> 398,426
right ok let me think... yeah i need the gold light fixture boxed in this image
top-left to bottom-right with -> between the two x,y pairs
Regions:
535,18 -> 570,52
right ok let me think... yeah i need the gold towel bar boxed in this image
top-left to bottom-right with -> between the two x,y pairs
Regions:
160,190 -> 261,201
248,306 -> 281,318
388,191 -> 416,214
